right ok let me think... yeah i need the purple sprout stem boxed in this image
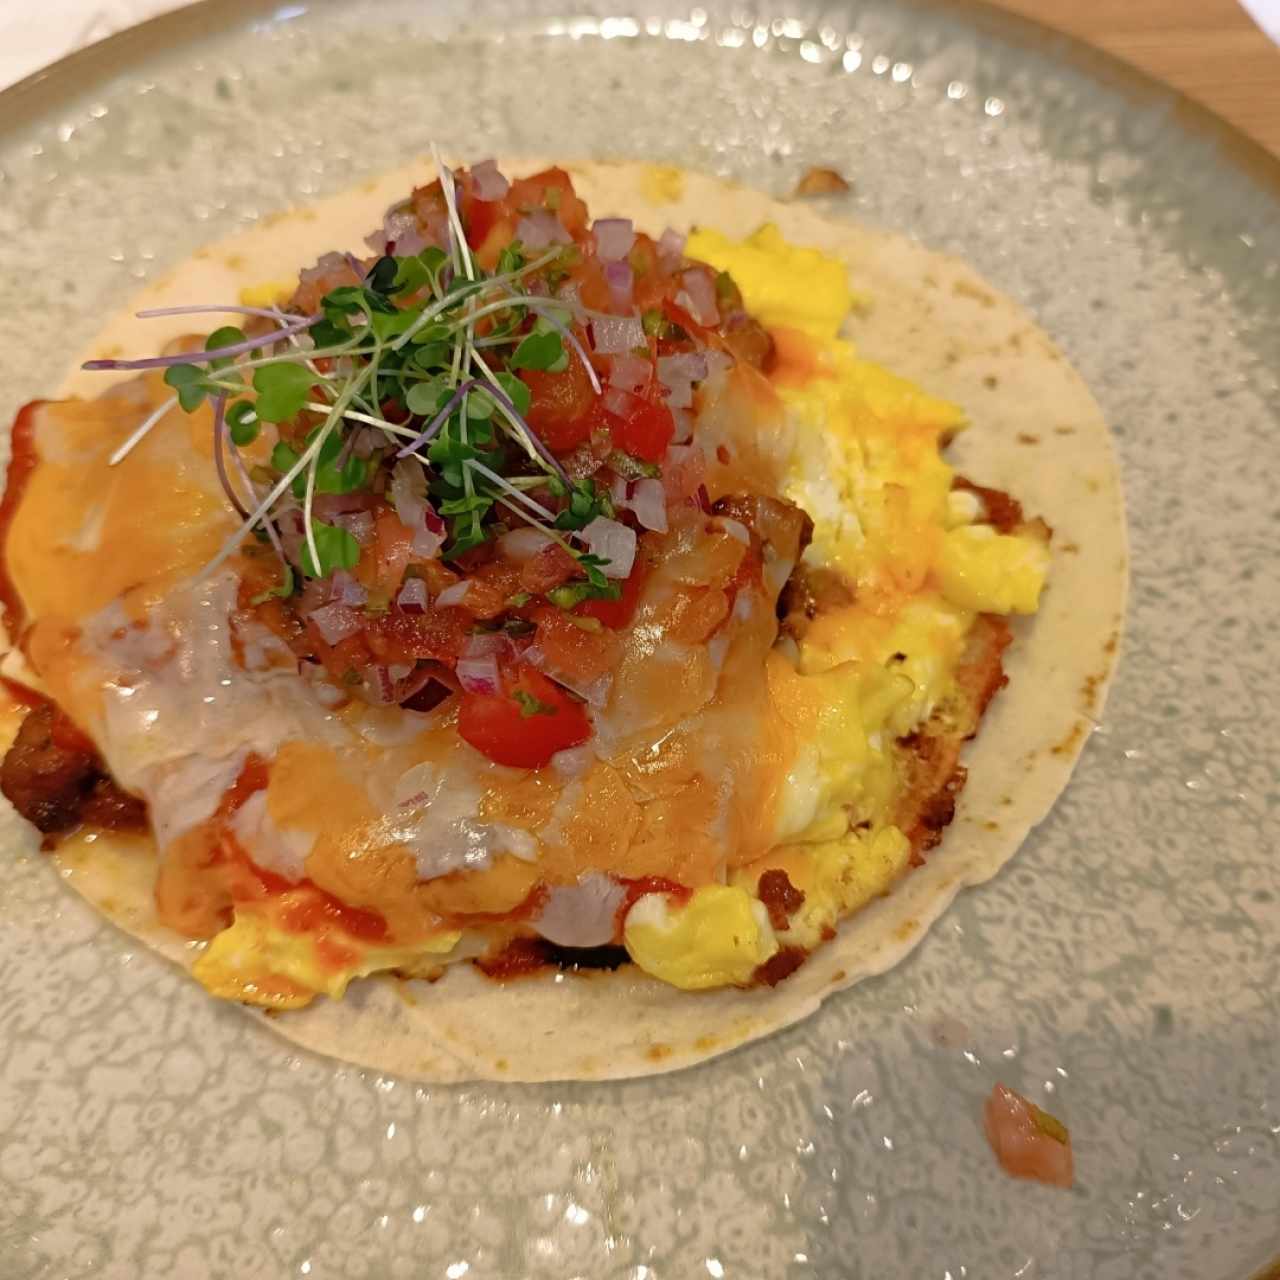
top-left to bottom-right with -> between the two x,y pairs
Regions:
210,396 -> 250,520
82,312 -> 320,371
394,379 -> 480,458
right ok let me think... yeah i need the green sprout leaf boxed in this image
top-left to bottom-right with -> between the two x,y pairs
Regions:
226,400 -> 260,446
513,689 -> 556,718
492,371 -> 531,418
205,326 -> 246,372
249,564 -> 295,604
405,377 -> 451,418
365,255 -> 400,296
509,328 -> 566,373
316,454 -> 368,495
553,478 -> 614,531
300,521 -> 360,579
253,362 -> 318,424
496,241 -> 526,277
163,363 -> 207,413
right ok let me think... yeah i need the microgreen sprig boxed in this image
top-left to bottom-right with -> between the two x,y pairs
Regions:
84,150 -> 620,589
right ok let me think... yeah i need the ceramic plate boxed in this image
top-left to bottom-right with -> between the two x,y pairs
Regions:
1,2 -> 1277,1276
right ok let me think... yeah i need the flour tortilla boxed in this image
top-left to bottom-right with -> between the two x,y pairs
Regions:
37,161 -> 1126,1082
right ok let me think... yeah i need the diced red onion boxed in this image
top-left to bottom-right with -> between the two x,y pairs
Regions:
412,521 -> 445,559
590,314 -> 646,356
656,352 -> 709,411
457,652 -> 500,695
365,205 -> 425,257
608,354 -> 651,394
602,386 -> 636,419
704,349 -> 735,378
462,632 -> 510,661
608,473 -> 630,508
471,159 -> 510,202
349,427 -> 380,458
717,517 -> 751,545
517,209 -> 571,250
657,227 -> 686,267
361,662 -> 437,707
498,527 -> 554,562
533,874 -> 627,948
580,516 -> 636,580
435,580 -> 472,608
308,603 -> 363,646
663,444 -> 706,503
550,745 -> 595,779
296,577 -> 329,614
397,577 -> 429,612
332,511 -> 375,545
331,571 -> 368,607
313,492 -> 372,519
676,268 -> 720,326
629,478 -> 668,533
604,261 -> 634,311
391,459 -> 428,528
593,218 -> 635,261
525,647 -> 614,709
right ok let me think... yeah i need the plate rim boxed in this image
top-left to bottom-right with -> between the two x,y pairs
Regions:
1,0 -> 1278,201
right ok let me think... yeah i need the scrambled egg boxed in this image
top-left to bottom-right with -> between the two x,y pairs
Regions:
194,910 -> 461,1009
620,222 -> 1050,986
624,887 -> 778,990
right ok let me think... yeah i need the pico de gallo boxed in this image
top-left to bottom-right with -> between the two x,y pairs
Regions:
84,158 -> 777,771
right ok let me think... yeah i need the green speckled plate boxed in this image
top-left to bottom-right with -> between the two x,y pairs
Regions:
0,3 -> 1277,1277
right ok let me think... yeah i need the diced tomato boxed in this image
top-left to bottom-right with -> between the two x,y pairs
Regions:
573,258 -> 614,313
599,389 -> 674,463
507,167 -> 589,238
575,557 -> 647,629
457,666 -> 590,768
457,560 -> 522,620
520,544 -> 581,594
308,629 -> 376,683
521,345 -> 600,452
983,1084 -> 1074,1188
366,607 -> 469,664
371,507 -> 414,594
532,606 -> 620,682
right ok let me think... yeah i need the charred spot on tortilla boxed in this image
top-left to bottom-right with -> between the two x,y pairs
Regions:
0,157 -> 1124,1081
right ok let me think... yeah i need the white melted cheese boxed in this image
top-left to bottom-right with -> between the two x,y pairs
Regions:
230,789 -> 313,882
382,761 -> 539,881
84,572 -> 350,845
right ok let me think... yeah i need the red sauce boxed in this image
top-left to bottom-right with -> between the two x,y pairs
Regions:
0,676 -> 45,709
473,936 -> 550,980
753,945 -> 808,987
213,755 -> 390,944
756,868 -> 806,932
275,891 -> 389,944
441,884 -> 548,929
615,875 -> 693,931
0,401 -> 44,639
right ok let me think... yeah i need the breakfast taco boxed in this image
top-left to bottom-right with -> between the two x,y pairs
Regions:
0,158 -> 1125,1081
